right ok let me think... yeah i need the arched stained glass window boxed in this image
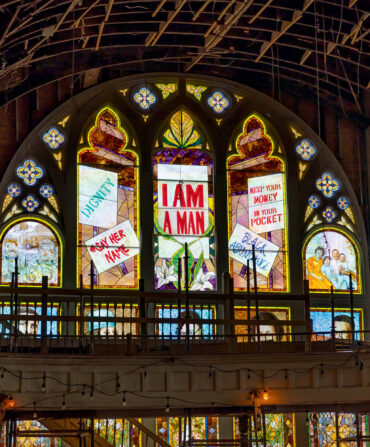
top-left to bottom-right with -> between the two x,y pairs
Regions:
0,218 -> 62,286
227,115 -> 288,292
77,107 -> 140,289
303,229 -> 361,293
153,110 -> 215,291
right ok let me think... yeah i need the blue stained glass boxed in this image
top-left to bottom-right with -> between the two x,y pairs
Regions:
39,184 -> 54,198
7,183 -> 21,198
158,307 -> 214,338
310,310 -> 361,341
0,305 -> 58,336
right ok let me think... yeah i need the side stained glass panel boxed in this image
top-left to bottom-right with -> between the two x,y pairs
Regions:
234,414 -> 295,446
0,219 -> 61,286
93,419 -> 140,447
1,420 -> 60,447
227,115 -> 289,292
310,308 -> 364,341
153,110 -> 215,291
309,412 -> 369,447
157,417 -> 218,446
77,107 -> 140,288
303,229 -> 360,293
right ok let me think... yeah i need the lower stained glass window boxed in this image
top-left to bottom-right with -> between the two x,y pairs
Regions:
93,419 -> 140,447
1,420 -> 61,447
157,417 -> 218,446
309,412 -> 369,446
156,304 -> 215,338
234,414 -> 295,447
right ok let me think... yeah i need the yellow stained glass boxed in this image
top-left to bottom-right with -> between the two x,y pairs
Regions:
156,83 -> 177,99
186,84 -> 207,100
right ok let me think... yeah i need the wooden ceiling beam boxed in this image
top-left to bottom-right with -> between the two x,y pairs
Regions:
256,0 -> 314,62
185,0 -> 254,72
95,0 -> 115,51
146,0 -> 187,47
248,0 -> 274,24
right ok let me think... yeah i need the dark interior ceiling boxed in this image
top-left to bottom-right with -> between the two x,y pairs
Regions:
0,0 -> 369,113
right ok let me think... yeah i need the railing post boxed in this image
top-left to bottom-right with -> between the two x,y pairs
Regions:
304,279 -> 312,352
252,245 -> 260,350
41,275 -> 48,353
229,276 -> 235,338
223,272 -> 231,339
139,279 -> 147,351
246,259 -> 251,340
350,274 -> 355,347
330,286 -> 336,349
184,243 -> 190,352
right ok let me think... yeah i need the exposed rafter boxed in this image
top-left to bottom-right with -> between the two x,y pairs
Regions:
256,0 -> 315,62
185,0 -> 254,72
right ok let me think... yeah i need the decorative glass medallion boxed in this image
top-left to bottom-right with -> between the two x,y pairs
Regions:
39,184 -> 54,198
322,206 -> 337,223
207,91 -> 230,113
186,84 -> 207,100
295,139 -> 317,161
155,83 -> 177,99
7,183 -> 21,198
133,87 -> 156,110
337,196 -> 350,210
43,127 -> 65,149
315,172 -> 340,198
308,194 -> 321,209
16,159 -> 44,186
22,194 -> 40,212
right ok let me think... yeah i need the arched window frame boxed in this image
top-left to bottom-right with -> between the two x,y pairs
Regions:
76,105 -> 141,289
0,216 -> 63,287
227,113 -> 290,293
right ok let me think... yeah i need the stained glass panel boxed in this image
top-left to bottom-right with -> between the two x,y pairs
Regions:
1,420 -> 60,447
227,115 -> 288,292
93,419 -> 140,447
303,229 -> 360,293
235,306 -> 290,342
234,414 -> 295,446
156,304 -> 215,338
77,107 -> 140,288
309,412 -> 369,447
310,308 -> 363,341
153,110 -> 215,291
157,417 -> 218,446
0,219 -> 61,286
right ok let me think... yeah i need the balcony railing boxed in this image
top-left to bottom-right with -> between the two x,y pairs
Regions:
0,284 -> 367,356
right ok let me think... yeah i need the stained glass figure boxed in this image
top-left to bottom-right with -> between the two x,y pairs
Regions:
207,91 -> 230,113
309,412 -> 368,447
3,203 -> 22,223
308,195 -> 321,209
295,139 -> 317,161
315,172 -> 340,198
345,206 -> 356,223
0,219 -> 61,286
156,305 -> 215,338
78,107 -> 140,289
322,206 -> 337,223
93,419 -> 140,447
234,414 -> 295,446
156,83 -> 177,99
22,194 -> 39,212
337,196 -> 350,210
133,87 -> 157,110
153,110 -> 215,291
234,306 -> 290,342
310,308 -> 363,341
304,205 -> 314,222
157,417 -> 218,446
17,160 -> 44,186
303,229 -> 360,293
186,84 -> 207,100
48,195 -> 59,213
43,128 -> 65,149
227,115 -> 288,292
39,184 -> 54,198
8,183 -> 21,198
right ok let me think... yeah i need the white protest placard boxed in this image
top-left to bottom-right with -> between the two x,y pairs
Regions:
228,223 -> 279,277
79,165 -> 118,228
248,173 -> 285,234
85,220 -> 139,274
157,164 -> 210,257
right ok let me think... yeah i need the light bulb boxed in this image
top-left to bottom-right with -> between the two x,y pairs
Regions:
262,390 -> 269,401
122,393 -> 127,407
41,383 -> 46,393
